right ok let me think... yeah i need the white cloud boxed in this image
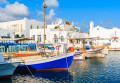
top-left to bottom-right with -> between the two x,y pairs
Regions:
38,11 -> 44,16
37,9 -> 56,24
45,0 -> 59,8
5,2 -> 29,17
0,2 -> 29,21
0,13 -> 16,22
46,9 -> 55,20
0,0 -> 8,4
53,18 -> 63,24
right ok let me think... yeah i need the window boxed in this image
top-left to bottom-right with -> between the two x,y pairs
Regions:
70,40 -> 73,43
37,35 -> 41,42
37,25 -> 39,29
33,35 -> 35,40
76,40 -> 79,44
61,36 -> 64,42
30,25 -> 33,29
54,34 -> 58,43
97,28 -> 99,30
54,38 -> 58,43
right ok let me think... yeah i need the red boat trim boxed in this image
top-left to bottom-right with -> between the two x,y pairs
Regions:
86,52 -> 96,54
74,55 -> 82,57
36,68 -> 68,71
73,59 -> 84,61
86,57 -> 104,59
16,68 -> 68,72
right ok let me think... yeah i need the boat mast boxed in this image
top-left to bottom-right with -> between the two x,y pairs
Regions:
99,17 -> 100,26
108,19 -> 110,29
82,39 -> 85,50
43,0 -> 47,54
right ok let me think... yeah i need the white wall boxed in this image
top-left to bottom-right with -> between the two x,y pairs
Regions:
0,18 -> 44,38
89,21 -> 120,48
0,29 -> 14,38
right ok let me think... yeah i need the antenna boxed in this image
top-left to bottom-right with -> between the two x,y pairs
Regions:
43,0 -> 47,55
99,17 -> 100,26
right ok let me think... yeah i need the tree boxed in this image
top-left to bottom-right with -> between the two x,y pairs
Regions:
21,34 -> 25,38
15,34 -> 19,38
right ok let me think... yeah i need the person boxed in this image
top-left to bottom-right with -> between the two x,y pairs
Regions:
36,41 -> 43,52
36,41 -> 39,47
36,41 -> 40,52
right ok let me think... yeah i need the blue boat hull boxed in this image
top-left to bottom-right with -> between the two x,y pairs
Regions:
17,55 -> 73,71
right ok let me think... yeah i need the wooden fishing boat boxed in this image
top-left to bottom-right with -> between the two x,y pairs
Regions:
1,0 -> 74,72
74,52 -> 85,61
85,48 -> 105,59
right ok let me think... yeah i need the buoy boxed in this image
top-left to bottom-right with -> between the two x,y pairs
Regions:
73,72 -> 75,79
56,46 -> 60,50
107,46 -> 109,49
69,47 -> 74,52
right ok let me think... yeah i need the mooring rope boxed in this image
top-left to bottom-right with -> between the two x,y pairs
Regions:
21,59 -> 35,78
14,57 -> 35,78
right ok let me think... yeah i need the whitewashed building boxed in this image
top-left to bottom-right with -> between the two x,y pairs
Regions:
30,21 -> 89,48
89,21 -> 120,49
0,18 -> 44,38
0,29 -> 14,38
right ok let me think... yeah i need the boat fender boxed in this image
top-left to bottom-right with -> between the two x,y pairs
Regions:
56,46 -> 60,50
83,53 -> 85,59
73,72 -> 75,80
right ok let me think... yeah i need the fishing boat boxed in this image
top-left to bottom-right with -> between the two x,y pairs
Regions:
74,52 -> 85,61
15,53 -> 73,71
85,48 -> 105,59
69,47 -> 85,61
10,0 -> 74,71
0,53 -> 20,78
68,37 -> 107,59
0,37 -> 74,71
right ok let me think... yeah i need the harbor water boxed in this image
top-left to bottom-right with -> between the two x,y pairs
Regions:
1,51 -> 120,83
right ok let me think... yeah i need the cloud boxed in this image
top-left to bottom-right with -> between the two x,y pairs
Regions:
0,0 -> 8,4
0,13 -> 16,22
37,9 -> 56,24
53,18 -> 63,24
45,0 -> 59,8
5,2 -> 29,17
46,9 -> 55,20
0,2 -> 29,21
37,11 -> 44,17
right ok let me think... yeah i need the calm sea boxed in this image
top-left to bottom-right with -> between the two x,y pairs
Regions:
1,51 -> 120,83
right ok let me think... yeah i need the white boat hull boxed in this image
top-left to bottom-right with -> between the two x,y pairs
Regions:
86,49 -> 105,58
74,53 -> 85,60
0,62 -> 20,78
102,47 -> 109,55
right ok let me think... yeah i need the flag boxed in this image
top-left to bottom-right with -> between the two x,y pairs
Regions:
65,21 -> 70,25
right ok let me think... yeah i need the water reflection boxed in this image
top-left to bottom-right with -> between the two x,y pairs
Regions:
1,51 -> 120,83
11,70 -> 73,83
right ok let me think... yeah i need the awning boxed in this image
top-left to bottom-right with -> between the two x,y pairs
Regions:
0,38 -> 33,41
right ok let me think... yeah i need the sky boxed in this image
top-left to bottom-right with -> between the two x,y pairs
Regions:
0,0 -> 120,32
